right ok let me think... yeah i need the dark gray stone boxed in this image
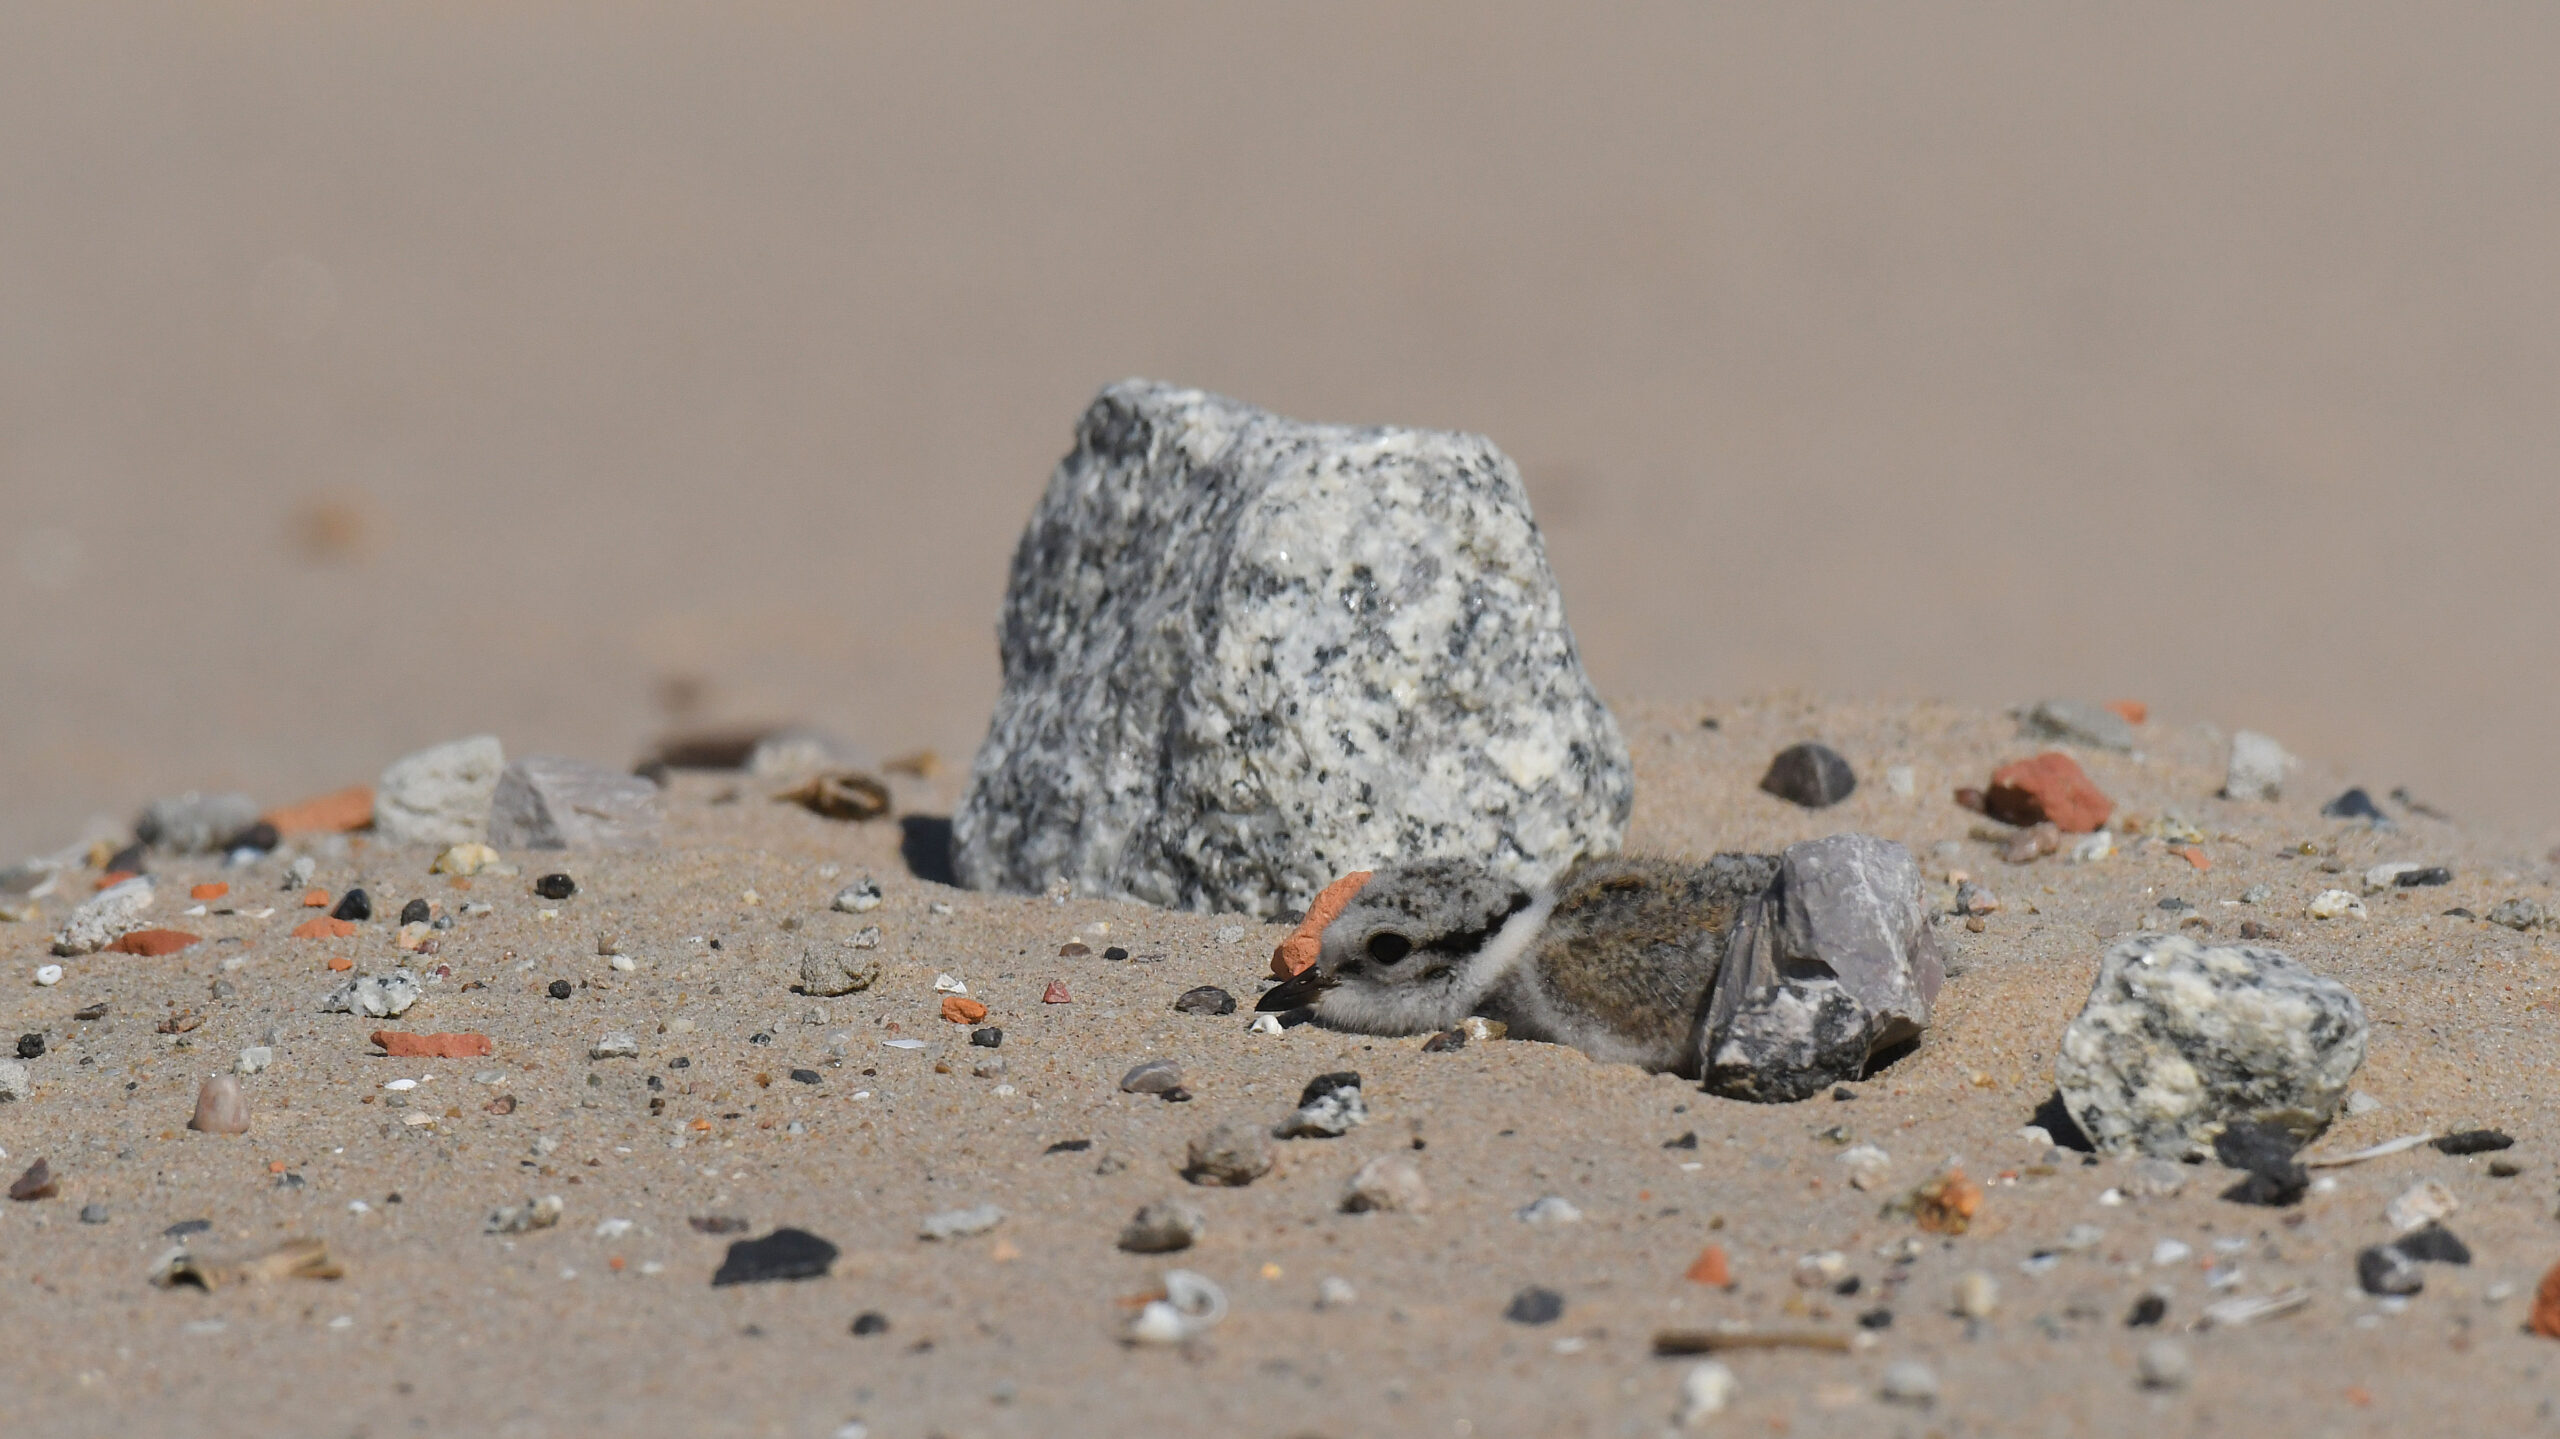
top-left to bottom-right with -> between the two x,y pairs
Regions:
1171,986 -> 1236,1016
1503,1286 -> 1565,1325
1759,742 -> 1857,808
136,793 -> 260,854
2393,1222 -> 2472,1265
2356,1244 -> 2422,1296
1276,1071 -> 1365,1137
488,756 -> 661,851
1699,835 -> 1944,1103
953,380 -> 1632,918
1119,1058 -> 1184,1095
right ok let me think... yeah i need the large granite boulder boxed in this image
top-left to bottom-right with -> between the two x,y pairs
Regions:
2055,934 -> 2366,1159
954,381 -> 1632,917
1698,835 -> 1944,1102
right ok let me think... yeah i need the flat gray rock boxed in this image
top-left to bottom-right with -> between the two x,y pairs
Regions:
953,380 -> 1632,918
2055,933 -> 2367,1159
488,755 -> 661,850
376,735 -> 506,847
2019,699 -> 2134,753
135,792 -> 260,853
1699,834 -> 1943,1103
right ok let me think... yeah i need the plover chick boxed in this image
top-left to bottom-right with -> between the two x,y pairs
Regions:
1256,854 -> 1775,1075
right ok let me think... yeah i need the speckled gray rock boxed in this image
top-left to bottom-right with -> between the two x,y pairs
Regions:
50,876 -> 154,956
1699,835 -> 1944,1103
2222,730 -> 2293,802
2055,934 -> 2367,1159
2020,699 -> 2134,753
1117,1198 -> 1206,1253
0,1059 -> 29,1102
487,755 -> 661,850
375,735 -> 506,847
798,943 -> 881,998
319,969 -> 421,1019
953,380 -> 1632,918
135,792 -> 260,853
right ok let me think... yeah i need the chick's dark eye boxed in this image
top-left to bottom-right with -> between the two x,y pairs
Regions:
1366,932 -> 1412,964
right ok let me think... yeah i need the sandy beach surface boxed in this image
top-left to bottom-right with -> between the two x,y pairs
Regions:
3,697 -> 2556,1437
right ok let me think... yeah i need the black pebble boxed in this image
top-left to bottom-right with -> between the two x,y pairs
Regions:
1044,1139 -> 1092,1154
646,1075 -> 663,1091
2213,1121 -> 2308,1207
1298,1071 -> 1361,1106
1503,1286 -> 1565,1325
669,1056 -> 690,1069
1758,742 -> 1857,809
788,1069 -> 821,1085
2392,1221 -> 2472,1265
1663,1132 -> 1699,1150
105,842 -> 145,875
2433,1129 -> 2514,1155
223,821 -> 279,854
2396,866 -> 2453,887
547,980 -> 574,1000
1103,946 -> 1129,961
2321,788 -> 2389,823
1832,1086 -> 1857,1101
2125,1294 -> 2167,1327
1172,986 -> 1237,1016
398,898 -> 430,926
851,1311 -> 890,1337
2445,907 -> 2477,920
2356,1245 -> 2423,1296
15,1034 -> 42,1060
1832,1275 -> 1861,1296
331,888 -> 371,922
749,1031 -> 775,1046
710,1226 -> 840,1286
970,1027 -> 1003,1049
534,873 -> 577,901
2156,896 -> 2192,912
1858,1307 -> 1894,1330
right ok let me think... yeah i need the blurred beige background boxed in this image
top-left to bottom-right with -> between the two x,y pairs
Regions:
4,2 -> 2555,858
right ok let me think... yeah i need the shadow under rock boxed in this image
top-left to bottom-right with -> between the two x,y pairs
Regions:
900,815 -> 957,887
2029,1089 -> 2096,1152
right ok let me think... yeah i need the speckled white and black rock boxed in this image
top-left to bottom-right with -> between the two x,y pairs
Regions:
954,380 -> 1632,916
2055,934 -> 2367,1159
1698,834 -> 1945,1103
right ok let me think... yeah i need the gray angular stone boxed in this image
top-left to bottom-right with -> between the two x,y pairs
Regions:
953,380 -> 1632,918
2054,934 -> 2367,1159
1699,835 -> 1944,1103
1117,1198 -> 1205,1253
1758,743 -> 1856,808
135,792 -> 261,853
375,735 -> 506,847
50,876 -> 154,956
488,755 -> 662,851
0,1059 -> 28,1102
1182,1122 -> 1274,1186
2487,898 -> 2545,932
918,1203 -> 1004,1240
1276,1071 -> 1366,1137
798,944 -> 881,998
746,728 -> 873,779
2222,730 -> 2293,802
1119,1058 -> 1184,1095
1340,1155 -> 1429,1213
2020,699 -> 2134,753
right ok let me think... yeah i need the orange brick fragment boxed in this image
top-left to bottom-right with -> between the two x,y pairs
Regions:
2533,1259 -> 2560,1338
95,870 -> 138,890
325,957 -> 354,972
370,1030 -> 493,1059
106,929 -> 201,957
1041,980 -> 1072,1004
301,889 -> 331,908
2171,844 -> 2211,872
1912,1169 -> 1984,1235
264,784 -> 374,835
1685,1245 -> 1733,1287
1984,752 -> 2114,833
2105,699 -> 2148,725
941,995 -> 988,1024
292,916 -> 358,940
690,1118 -> 712,1132
1272,870 -> 1374,978
190,882 -> 229,901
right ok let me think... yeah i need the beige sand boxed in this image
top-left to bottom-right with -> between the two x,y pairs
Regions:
2,698 -> 2555,1436
7,5 -> 2560,860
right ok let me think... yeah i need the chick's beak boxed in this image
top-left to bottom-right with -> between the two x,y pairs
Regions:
1256,968 -> 1334,1012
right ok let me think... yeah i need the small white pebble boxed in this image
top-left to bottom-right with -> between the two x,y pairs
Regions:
2152,1239 -> 2192,1267
1248,1014 -> 1284,1036
1316,1276 -> 1357,1309
594,1218 -> 635,1239
1677,1360 -> 1737,1426
347,1200 -> 371,1214
608,954 -> 634,973
2137,1338 -> 2192,1390
382,1078 -> 417,1092
1215,925 -> 1247,945
34,965 -> 61,987
934,973 -> 968,995
1879,1359 -> 1939,1404
326,1315 -> 353,1330
1952,1271 -> 1999,1317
